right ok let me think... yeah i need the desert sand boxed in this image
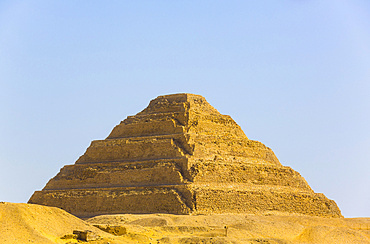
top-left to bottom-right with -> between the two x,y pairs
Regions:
1,202 -> 369,244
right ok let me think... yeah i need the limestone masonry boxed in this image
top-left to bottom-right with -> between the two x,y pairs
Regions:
29,94 -> 342,218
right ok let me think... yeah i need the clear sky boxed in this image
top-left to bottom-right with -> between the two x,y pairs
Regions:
1,1 -> 369,217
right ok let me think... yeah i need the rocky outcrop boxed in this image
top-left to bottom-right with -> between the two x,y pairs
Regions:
29,93 -> 342,218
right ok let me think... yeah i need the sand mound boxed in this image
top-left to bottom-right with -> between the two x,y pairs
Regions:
0,202 -> 131,243
88,213 -> 370,244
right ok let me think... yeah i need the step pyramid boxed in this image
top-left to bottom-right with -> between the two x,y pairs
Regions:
29,94 -> 342,218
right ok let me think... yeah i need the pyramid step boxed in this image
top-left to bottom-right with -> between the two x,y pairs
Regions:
191,137 -> 280,166
108,119 -> 185,139
44,156 -> 309,192
76,137 -> 190,164
188,161 -> 312,191
43,159 -> 189,191
29,185 -> 194,218
124,111 -> 187,125
193,187 -> 341,217
29,184 -> 341,218
112,111 -> 247,139
75,135 -> 279,166
191,182 -> 313,194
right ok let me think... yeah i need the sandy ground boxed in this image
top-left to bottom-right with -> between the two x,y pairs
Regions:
0,202 -> 130,243
87,213 -> 370,243
1,202 -> 369,243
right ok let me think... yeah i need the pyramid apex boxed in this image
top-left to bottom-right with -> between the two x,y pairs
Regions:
156,93 -> 203,98
152,93 -> 207,103
139,93 -> 219,115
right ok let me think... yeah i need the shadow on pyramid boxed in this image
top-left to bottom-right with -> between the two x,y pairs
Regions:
29,94 -> 342,218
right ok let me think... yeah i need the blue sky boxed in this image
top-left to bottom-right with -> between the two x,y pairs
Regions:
1,0 -> 369,217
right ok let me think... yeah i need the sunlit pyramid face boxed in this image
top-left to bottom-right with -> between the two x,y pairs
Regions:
29,94 -> 342,218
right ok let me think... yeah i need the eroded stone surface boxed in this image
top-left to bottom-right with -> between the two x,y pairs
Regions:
29,93 -> 342,218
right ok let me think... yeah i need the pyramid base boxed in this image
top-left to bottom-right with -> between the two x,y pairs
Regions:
193,187 -> 342,217
29,185 -> 342,218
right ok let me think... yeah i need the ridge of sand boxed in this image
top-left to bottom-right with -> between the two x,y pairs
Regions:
0,202 -> 130,243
